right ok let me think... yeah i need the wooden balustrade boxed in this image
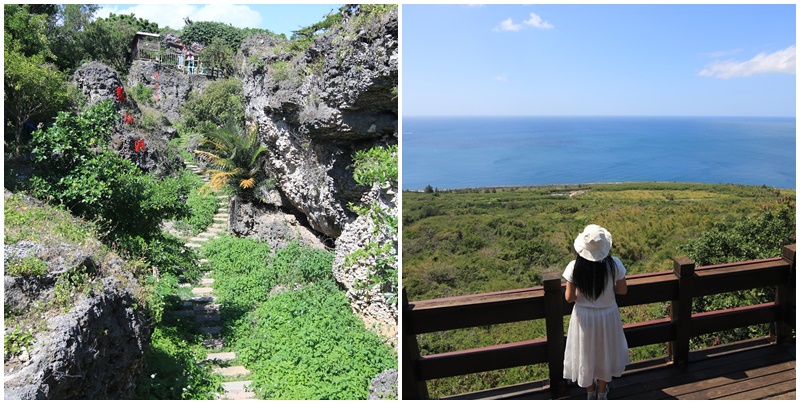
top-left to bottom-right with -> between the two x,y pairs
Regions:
402,245 -> 796,399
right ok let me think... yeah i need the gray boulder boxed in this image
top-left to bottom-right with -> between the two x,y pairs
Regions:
4,241 -> 150,400
368,369 -> 398,400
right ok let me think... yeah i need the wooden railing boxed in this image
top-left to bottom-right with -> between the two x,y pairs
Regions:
402,245 -> 796,399
134,49 -> 226,79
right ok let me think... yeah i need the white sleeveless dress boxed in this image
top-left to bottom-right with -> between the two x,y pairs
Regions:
562,256 -> 630,388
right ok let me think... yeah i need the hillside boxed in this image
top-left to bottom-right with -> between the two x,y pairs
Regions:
4,4 -> 397,400
402,182 -> 795,397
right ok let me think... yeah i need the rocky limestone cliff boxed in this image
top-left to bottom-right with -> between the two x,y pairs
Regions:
126,60 -> 211,125
4,194 -> 151,399
238,7 -> 398,331
72,61 -> 184,178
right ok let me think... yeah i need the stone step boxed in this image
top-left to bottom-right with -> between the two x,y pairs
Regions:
199,326 -> 222,336
185,242 -> 203,248
172,310 -> 195,317
195,313 -> 221,323
189,236 -> 210,243
214,365 -> 251,377
222,391 -> 256,400
197,231 -> 220,238
192,287 -> 214,296
207,351 -> 237,361
190,295 -> 215,304
200,278 -> 214,285
202,337 -> 226,349
193,303 -> 221,313
199,258 -> 209,264
222,380 -> 252,396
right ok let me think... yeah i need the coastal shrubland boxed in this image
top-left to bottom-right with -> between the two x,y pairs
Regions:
403,182 -> 795,397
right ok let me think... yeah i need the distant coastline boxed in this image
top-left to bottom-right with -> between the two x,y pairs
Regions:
402,181 -> 796,193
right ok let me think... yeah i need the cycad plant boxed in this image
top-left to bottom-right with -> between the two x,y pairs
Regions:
193,121 -> 272,201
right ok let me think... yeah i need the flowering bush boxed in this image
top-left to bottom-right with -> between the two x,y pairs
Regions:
134,138 -> 146,152
123,111 -> 134,124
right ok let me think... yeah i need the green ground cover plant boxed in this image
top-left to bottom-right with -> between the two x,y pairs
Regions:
403,182 -> 795,397
202,235 -> 396,399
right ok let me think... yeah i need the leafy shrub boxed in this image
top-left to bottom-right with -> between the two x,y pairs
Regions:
347,144 -> 399,303
5,256 -> 47,277
184,187 -> 219,235
113,232 -> 200,280
134,325 -> 222,399
203,237 -> 335,313
180,78 -> 244,134
683,201 -> 796,347
234,283 -> 396,400
202,235 -> 272,311
130,82 -> 155,106
29,101 -> 192,239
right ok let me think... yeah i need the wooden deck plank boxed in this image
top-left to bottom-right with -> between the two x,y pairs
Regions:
445,340 -> 795,400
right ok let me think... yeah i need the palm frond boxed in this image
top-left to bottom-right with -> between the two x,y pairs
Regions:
240,177 -> 256,189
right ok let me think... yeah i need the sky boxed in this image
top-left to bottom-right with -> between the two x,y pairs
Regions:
402,4 -> 796,117
96,3 -> 343,38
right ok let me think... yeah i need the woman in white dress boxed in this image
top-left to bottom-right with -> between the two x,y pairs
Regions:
563,225 -> 630,399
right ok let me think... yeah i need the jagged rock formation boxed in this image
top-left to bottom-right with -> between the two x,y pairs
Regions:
73,61 -> 129,108
4,195 -> 150,400
72,61 -> 184,178
126,60 -> 210,124
228,196 -> 327,252
238,7 -> 398,330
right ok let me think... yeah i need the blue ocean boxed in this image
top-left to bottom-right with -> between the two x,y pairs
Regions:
402,116 -> 796,190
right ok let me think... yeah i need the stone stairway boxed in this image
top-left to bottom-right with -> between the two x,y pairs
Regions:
180,161 -> 256,400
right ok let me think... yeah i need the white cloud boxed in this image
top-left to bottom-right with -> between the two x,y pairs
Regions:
494,74 -> 508,82
95,4 -> 262,30
494,18 -> 523,32
191,4 -> 263,29
699,45 -> 796,79
523,12 -> 554,29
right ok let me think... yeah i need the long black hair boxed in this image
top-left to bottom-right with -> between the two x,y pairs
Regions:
572,254 -> 617,301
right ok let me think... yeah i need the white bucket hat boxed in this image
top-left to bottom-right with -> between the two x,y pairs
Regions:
574,224 -> 613,262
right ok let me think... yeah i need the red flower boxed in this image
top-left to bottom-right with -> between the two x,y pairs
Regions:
123,112 -> 134,124
115,86 -> 127,102
134,138 -> 146,152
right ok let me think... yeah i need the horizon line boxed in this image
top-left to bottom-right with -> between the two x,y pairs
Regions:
402,114 -> 797,119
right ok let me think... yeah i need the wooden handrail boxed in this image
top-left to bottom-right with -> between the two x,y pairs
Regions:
402,245 -> 796,399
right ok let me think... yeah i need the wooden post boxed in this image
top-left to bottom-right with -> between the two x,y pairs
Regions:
669,257 -> 695,367
401,288 -> 429,400
543,272 -> 566,398
774,245 -> 796,343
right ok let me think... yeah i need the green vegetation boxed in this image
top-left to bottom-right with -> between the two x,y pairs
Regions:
193,121 -> 271,202
5,4 -> 397,399
180,78 -> 245,134
29,102 -> 193,241
202,236 -> 396,399
403,182 -> 795,397
347,145 -> 399,304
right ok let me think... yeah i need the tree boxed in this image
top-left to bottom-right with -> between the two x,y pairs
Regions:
180,78 -> 245,133
4,46 -> 69,155
4,4 -> 53,59
80,16 -> 138,74
49,4 -> 99,71
199,37 -> 234,76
